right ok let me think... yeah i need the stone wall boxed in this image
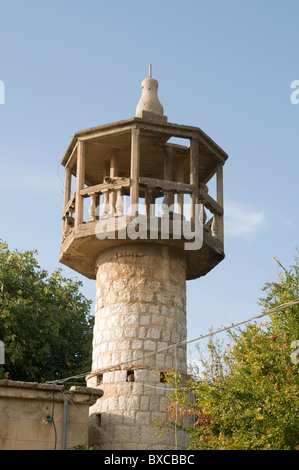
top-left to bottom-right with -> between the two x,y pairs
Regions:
88,368 -> 190,450
0,380 -> 103,450
87,243 -> 189,450
92,243 -> 187,377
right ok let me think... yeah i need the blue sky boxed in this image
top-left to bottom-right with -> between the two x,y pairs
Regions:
0,0 -> 298,362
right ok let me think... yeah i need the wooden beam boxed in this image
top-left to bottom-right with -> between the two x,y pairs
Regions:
164,146 -> 173,181
216,164 -> 223,207
80,178 -> 131,197
164,146 -> 174,207
145,188 -> 155,216
198,188 -> 223,215
65,141 -> 78,170
216,163 -> 224,243
202,167 -> 217,184
190,137 -> 199,223
104,160 -> 110,180
139,176 -> 194,194
110,149 -> 119,178
78,125 -> 133,142
130,127 -> 140,216
110,149 -> 119,210
63,193 -> 76,217
175,156 -> 185,216
63,166 -> 72,212
74,140 -> 85,229
135,119 -> 228,162
136,120 -> 199,140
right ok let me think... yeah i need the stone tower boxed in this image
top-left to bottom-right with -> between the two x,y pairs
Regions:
59,67 -> 228,450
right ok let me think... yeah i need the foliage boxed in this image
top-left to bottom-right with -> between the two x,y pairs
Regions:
164,254 -> 299,450
0,241 -> 94,384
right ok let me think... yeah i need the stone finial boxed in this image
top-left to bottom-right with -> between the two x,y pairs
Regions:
136,65 -> 167,121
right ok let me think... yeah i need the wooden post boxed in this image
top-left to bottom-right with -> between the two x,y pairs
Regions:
102,190 -> 109,218
175,157 -> 185,217
74,140 -> 85,229
164,147 -> 174,210
104,160 -> 110,180
88,193 -> 97,222
110,150 -> 118,177
216,163 -> 224,243
102,160 -> 110,218
130,127 -> 140,216
145,188 -> 155,216
95,193 -> 100,220
190,137 -> 199,224
63,165 -> 72,212
116,189 -> 124,216
63,165 -> 72,236
110,149 -> 119,213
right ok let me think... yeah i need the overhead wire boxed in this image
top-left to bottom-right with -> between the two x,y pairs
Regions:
59,388 -> 114,443
45,298 -> 299,448
47,298 -> 299,386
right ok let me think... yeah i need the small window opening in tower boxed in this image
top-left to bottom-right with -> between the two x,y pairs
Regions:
96,374 -> 103,385
126,370 -> 134,382
93,413 -> 101,427
160,372 -> 167,383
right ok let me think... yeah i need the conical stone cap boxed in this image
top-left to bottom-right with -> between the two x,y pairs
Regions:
136,65 -> 167,121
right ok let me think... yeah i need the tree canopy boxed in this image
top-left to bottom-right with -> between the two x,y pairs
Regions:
163,253 -> 299,450
0,241 -> 94,384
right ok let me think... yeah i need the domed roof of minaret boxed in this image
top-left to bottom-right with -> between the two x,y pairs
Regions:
136,65 -> 167,122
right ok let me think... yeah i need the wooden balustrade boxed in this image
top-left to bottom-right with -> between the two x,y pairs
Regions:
62,174 -> 224,245
198,183 -> 223,244
62,192 -> 76,240
80,177 -> 130,220
139,176 -> 223,243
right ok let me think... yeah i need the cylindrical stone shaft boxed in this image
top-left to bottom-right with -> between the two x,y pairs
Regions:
88,243 -> 188,450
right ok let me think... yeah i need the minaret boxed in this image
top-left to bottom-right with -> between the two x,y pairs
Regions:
59,67 -> 228,450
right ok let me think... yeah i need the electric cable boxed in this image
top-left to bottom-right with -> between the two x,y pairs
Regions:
58,387 -> 114,443
44,298 -> 299,449
47,298 -> 299,386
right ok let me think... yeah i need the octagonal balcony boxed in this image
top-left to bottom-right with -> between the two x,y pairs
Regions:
59,115 -> 228,280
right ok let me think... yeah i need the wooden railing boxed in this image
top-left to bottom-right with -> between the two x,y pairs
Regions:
139,177 -> 223,243
80,177 -> 130,219
61,176 -> 223,244
62,192 -> 76,240
198,183 -> 223,242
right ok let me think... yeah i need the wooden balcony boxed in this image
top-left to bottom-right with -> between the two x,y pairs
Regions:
59,116 -> 228,280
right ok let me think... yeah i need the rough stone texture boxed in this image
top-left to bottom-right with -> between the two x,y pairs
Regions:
0,380 -> 103,450
136,73 -> 164,117
87,243 -> 189,450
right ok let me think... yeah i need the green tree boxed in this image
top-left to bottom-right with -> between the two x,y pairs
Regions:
164,254 -> 299,450
0,241 -> 94,384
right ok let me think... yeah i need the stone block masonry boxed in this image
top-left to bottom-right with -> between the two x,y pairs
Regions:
87,243 -> 189,450
0,380 -> 103,450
